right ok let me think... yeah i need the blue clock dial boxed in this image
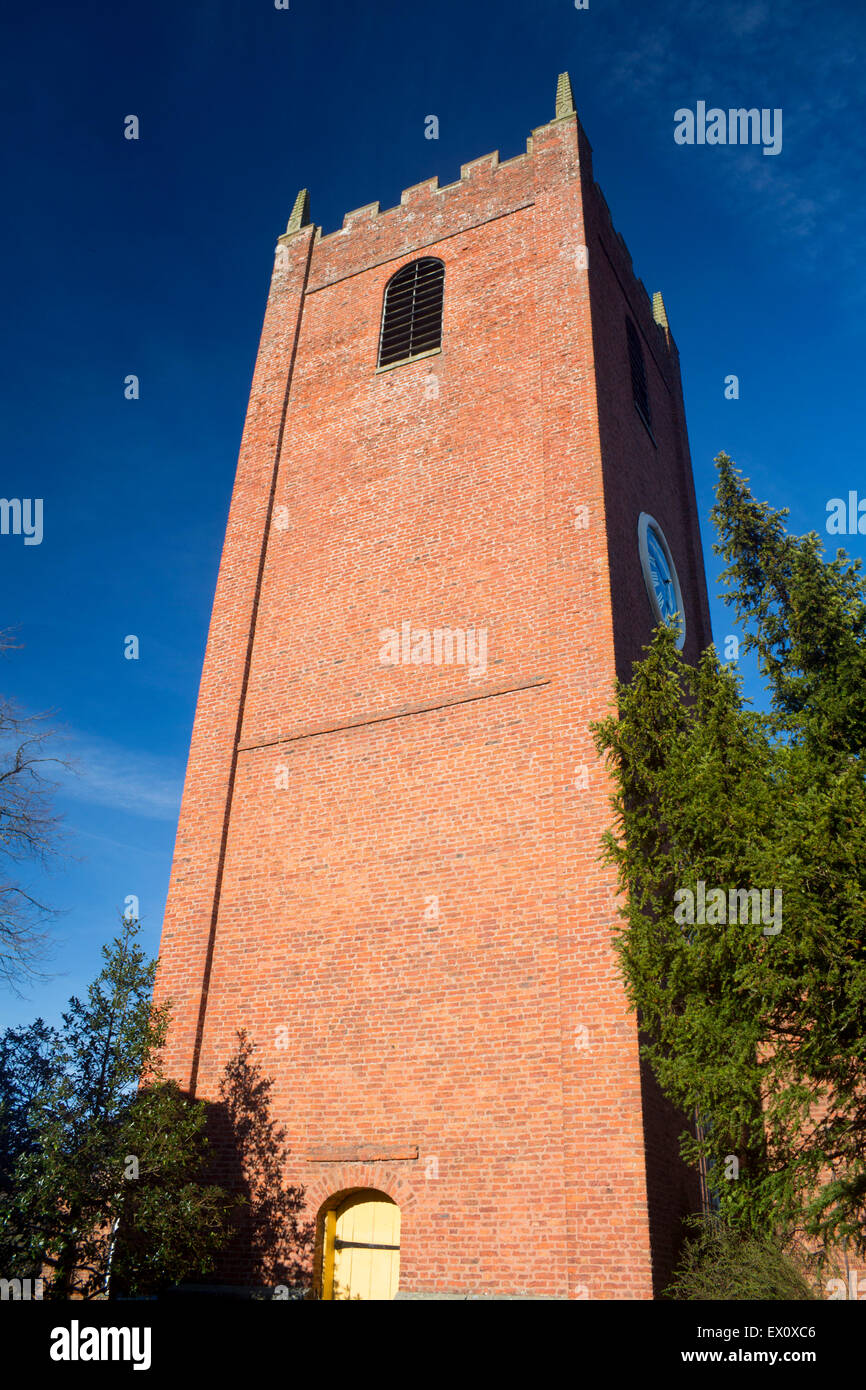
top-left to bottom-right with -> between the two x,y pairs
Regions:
638,513 -> 686,649
646,530 -> 677,622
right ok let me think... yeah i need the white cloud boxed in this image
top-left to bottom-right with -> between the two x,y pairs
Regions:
727,3 -> 771,37
54,735 -> 184,822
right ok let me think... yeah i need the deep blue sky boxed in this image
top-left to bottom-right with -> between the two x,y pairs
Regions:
2,0 -> 864,1028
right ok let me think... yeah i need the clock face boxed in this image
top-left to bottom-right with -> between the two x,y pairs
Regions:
638,513 -> 686,649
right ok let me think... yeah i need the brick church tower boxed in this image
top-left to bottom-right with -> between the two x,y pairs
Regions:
155,73 -> 712,1300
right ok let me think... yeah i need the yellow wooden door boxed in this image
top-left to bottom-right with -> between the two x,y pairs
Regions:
327,1191 -> 400,1300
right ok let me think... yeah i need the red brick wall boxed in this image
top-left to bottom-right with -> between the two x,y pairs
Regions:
155,104 -> 709,1299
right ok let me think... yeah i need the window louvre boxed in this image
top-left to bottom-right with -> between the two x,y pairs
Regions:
378,258 -> 445,367
626,316 -> 651,426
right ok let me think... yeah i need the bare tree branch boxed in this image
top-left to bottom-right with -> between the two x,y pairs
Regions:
0,629 -> 68,992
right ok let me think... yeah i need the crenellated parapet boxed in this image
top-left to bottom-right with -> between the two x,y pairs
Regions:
275,72 -> 677,356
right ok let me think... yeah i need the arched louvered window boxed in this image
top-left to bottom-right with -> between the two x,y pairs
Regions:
377,258 -> 445,368
625,316 -> 651,427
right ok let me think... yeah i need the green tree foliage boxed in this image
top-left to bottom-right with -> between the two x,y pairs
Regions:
664,1215 -> 817,1301
0,919 -> 233,1297
0,1018 -> 57,1186
592,453 -> 866,1258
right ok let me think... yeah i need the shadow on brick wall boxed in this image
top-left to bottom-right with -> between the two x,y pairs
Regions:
181,1030 -> 315,1297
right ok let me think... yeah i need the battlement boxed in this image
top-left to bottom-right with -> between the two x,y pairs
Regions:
276,74 -> 576,252
305,137 -> 538,248
590,180 -> 670,346
277,72 -> 674,349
